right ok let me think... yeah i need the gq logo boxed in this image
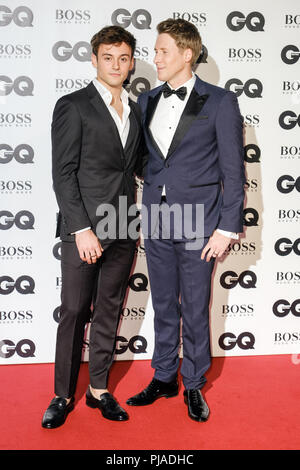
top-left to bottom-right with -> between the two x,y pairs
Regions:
126,77 -> 151,97
111,9 -> 151,29
244,144 -> 260,163
128,273 -> 148,292
273,299 -> 300,317
0,275 -> 35,295
52,41 -> 91,62
0,76 -> 33,96
225,78 -> 263,98
277,175 -> 300,193
0,144 -> 34,164
0,339 -> 35,358
243,208 -> 259,226
53,242 -> 61,260
279,111 -> 300,130
115,335 -> 147,354
274,238 -> 300,256
281,45 -> 300,65
220,271 -> 257,289
226,11 -> 265,31
218,332 -> 255,350
0,5 -> 33,27
0,210 -> 34,230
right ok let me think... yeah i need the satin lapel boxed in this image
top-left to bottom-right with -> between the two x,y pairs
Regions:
124,100 -> 139,156
145,89 -> 165,161
87,82 -> 125,157
166,89 -> 209,159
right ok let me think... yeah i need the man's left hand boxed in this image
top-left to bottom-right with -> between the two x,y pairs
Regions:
201,230 -> 231,262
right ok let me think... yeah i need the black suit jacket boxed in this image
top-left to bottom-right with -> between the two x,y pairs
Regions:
52,81 -> 145,244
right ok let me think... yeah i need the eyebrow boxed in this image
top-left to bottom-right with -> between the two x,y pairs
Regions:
102,53 -> 131,57
154,47 -> 168,52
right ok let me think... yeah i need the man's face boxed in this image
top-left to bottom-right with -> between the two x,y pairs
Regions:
92,41 -> 134,89
154,33 -> 191,83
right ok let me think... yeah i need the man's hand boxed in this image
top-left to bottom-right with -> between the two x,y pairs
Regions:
75,229 -> 103,264
201,230 -> 231,262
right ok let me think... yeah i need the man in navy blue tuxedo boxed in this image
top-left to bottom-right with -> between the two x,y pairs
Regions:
127,18 -> 245,422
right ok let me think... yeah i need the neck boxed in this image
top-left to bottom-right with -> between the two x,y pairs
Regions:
168,69 -> 193,90
96,76 -> 122,103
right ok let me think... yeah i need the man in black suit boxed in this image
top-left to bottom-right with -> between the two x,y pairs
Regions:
42,26 -> 145,428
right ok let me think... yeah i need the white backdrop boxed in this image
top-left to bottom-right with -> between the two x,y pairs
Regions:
1,0 -> 299,365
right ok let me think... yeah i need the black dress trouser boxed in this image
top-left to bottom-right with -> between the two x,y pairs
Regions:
54,239 -> 136,398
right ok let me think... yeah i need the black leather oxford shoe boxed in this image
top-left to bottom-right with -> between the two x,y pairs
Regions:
42,396 -> 75,429
126,377 -> 178,406
86,387 -> 129,421
184,389 -> 209,422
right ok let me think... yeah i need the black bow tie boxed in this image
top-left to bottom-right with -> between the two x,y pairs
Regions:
162,83 -> 187,101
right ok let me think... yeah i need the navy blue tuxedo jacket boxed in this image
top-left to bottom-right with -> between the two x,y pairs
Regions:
138,75 -> 245,238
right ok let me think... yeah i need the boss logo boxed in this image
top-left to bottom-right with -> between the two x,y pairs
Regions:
0,210 -> 34,230
226,11 -> 265,32
222,304 -> 254,315
172,12 -> 207,25
55,9 -> 91,22
276,175 -> 300,193
0,44 -> 31,57
0,339 -> 35,358
280,146 -> 300,158
126,77 -> 151,97
228,48 -> 262,60
284,15 -> 300,26
278,209 -> 300,221
244,179 -> 258,191
111,9 -> 151,29
274,332 -> 300,343
0,144 -> 34,164
52,41 -> 91,62
279,111 -> 300,129
0,180 -> 32,192
243,208 -> 259,226
225,78 -> 263,98
55,78 -> 90,91
52,242 -> 61,260
218,332 -> 255,351
128,273 -> 148,292
0,275 -> 35,295
0,245 -> 32,257
0,75 -> 33,96
134,46 -> 149,59
121,307 -> 145,319
242,114 -> 260,126
0,6 -> 33,27
282,81 -> 300,92
0,310 -> 33,322
274,238 -> 300,256
115,335 -> 147,354
273,299 -> 300,317
0,113 -> 31,126
226,241 -> 256,254
281,45 -> 300,64
276,271 -> 300,282
220,270 -> 257,289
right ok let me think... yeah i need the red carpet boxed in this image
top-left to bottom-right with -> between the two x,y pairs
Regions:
0,355 -> 299,450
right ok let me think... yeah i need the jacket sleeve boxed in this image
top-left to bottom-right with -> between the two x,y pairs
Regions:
215,91 -> 246,233
133,94 -> 149,179
51,96 -> 91,235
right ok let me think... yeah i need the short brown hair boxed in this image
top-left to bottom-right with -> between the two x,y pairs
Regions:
91,25 -> 136,58
157,18 -> 202,66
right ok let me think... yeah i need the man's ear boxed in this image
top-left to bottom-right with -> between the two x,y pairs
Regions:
91,52 -> 98,68
184,48 -> 193,64
129,55 -> 135,71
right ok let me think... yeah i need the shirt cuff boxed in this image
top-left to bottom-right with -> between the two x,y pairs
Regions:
216,229 -> 239,240
71,226 -> 91,235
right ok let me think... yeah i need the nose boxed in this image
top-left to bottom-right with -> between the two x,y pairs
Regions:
112,59 -> 120,69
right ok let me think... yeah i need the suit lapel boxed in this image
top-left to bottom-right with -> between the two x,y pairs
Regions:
166,82 -> 209,159
87,82 -> 125,158
145,89 -> 165,161
124,100 -> 139,156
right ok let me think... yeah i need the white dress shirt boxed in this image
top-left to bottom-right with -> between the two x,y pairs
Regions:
149,73 -> 238,240
72,78 -> 131,235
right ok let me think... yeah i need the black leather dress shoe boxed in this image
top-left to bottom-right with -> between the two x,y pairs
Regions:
184,389 -> 209,422
126,377 -> 178,406
86,387 -> 129,421
42,396 -> 75,429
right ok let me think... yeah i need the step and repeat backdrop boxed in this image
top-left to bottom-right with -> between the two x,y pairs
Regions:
1,0 -> 299,365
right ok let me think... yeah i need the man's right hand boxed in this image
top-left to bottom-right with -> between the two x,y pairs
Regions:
75,229 -> 103,264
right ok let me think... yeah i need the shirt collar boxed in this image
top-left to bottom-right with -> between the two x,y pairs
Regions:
167,72 -> 196,94
92,77 -> 129,107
